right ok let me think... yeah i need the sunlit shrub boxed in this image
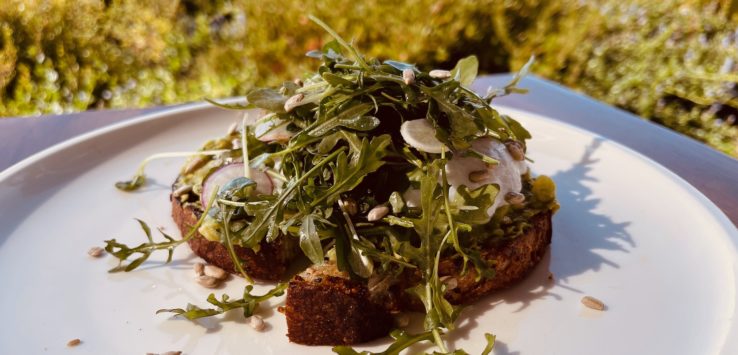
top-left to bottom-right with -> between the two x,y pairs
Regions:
0,0 -> 736,156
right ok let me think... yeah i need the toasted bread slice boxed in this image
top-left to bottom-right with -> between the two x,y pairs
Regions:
285,273 -> 395,345
171,195 -> 298,281
284,211 -> 552,345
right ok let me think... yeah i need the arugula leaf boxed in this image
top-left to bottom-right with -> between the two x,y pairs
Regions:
309,15 -> 369,70
322,72 -> 355,87
452,185 -> 499,225
481,333 -> 496,355
105,189 -> 218,272
308,103 -> 377,136
157,283 -> 287,320
450,55 -> 479,87
332,330 -> 434,355
299,215 -> 324,264
421,83 -> 480,148
309,135 -> 391,208
247,88 -> 288,112
240,148 -> 346,247
383,215 -> 414,228
484,55 -> 534,102
502,114 -> 532,140
221,208 -> 253,283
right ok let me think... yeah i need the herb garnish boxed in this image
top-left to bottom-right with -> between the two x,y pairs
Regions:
157,283 -> 288,320
104,188 -> 218,272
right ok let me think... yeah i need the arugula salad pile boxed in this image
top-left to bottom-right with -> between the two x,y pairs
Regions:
107,16 -> 558,354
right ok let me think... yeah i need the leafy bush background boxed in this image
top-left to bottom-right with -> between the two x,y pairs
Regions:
1,0 -> 737,156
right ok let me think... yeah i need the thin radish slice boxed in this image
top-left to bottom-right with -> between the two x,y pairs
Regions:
400,119 -> 446,153
255,119 -> 294,143
201,163 -> 274,208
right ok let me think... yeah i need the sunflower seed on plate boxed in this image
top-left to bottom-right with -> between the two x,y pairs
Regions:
581,295 -> 605,311
204,264 -> 228,280
88,246 -> 105,258
194,262 -> 205,277
249,315 -> 265,331
196,275 -> 221,288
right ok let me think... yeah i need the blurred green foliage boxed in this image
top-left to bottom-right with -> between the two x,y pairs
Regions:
1,0 -> 737,156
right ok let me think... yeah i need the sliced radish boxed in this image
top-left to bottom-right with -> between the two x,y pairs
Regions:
400,119 -> 446,153
201,163 -> 274,208
255,119 -> 294,143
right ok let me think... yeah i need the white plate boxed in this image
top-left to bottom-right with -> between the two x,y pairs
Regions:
1,103 -> 736,355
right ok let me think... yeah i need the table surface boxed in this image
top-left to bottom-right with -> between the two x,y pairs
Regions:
2,75 -> 737,228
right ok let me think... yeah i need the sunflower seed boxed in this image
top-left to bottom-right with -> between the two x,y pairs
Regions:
505,140 -> 525,161
204,264 -> 228,280
505,191 -> 526,205
440,276 -> 458,290
429,69 -> 451,79
367,205 -> 390,222
581,296 -> 605,311
284,93 -> 305,112
469,170 -> 491,183
194,262 -> 205,277
196,275 -> 221,288
88,246 -> 105,258
172,185 -> 192,197
402,69 -> 415,85
249,315 -> 265,331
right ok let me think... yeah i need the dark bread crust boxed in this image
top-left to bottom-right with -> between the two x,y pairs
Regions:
171,196 -> 297,281
284,276 -> 395,345
441,210 -> 552,304
285,211 -> 553,345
